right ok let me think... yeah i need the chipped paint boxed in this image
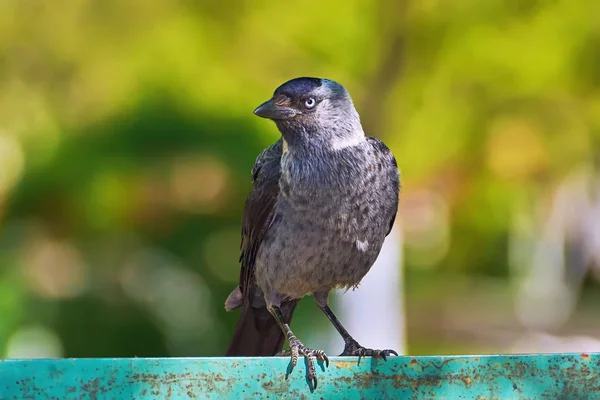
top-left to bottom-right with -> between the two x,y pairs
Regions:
0,354 -> 599,399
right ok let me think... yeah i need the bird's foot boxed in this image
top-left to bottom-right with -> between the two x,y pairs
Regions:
341,338 -> 398,361
287,337 -> 329,389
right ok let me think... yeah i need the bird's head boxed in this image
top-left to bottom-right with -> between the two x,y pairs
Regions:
253,77 -> 364,150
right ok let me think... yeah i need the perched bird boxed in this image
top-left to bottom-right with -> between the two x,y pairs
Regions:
225,77 -> 400,387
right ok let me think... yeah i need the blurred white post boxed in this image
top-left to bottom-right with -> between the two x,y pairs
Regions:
326,225 -> 406,354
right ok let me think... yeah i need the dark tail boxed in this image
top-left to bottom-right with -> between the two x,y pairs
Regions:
226,300 -> 298,356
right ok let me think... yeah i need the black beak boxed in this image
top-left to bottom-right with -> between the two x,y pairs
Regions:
253,99 -> 297,120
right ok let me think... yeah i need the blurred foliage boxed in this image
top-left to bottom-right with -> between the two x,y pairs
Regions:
0,0 -> 599,357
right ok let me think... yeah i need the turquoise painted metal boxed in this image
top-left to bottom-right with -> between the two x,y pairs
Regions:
1,354 -> 599,399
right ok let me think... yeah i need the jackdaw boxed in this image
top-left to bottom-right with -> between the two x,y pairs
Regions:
225,77 -> 400,387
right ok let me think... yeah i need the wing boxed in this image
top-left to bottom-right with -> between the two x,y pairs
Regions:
238,139 -> 283,297
367,136 -> 400,236
225,139 -> 299,356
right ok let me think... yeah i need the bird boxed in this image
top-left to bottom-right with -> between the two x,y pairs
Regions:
224,77 -> 400,388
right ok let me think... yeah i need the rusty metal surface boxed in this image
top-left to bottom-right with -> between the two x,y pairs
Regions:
0,354 -> 599,399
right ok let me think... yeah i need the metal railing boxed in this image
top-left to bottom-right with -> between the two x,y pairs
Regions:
1,354 -> 597,399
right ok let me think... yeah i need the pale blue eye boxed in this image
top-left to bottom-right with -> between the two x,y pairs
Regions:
304,98 -> 316,109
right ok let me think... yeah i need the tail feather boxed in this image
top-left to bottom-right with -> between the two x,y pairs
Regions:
226,300 -> 297,356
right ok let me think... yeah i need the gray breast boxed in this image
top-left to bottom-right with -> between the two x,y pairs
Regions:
254,142 -> 395,299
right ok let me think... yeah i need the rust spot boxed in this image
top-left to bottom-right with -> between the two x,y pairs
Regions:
410,359 -> 419,366
460,376 -> 472,386
581,353 -> 590,359
187,390 -> 196,398
334,376 -> 353,387
353,372 -> 374,389
513,383 -> 522,393
333,361 -> 355,370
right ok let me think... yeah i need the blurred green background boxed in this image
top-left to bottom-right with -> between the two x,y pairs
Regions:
2,0 -> 600,358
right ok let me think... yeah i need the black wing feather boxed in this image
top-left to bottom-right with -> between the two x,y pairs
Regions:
367,136 -> 400,236
239,139 -> 283,296
226,139 -> 299,356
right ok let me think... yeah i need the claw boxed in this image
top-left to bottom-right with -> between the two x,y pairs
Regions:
283,337 -> 329,389
342,338 -> 398,360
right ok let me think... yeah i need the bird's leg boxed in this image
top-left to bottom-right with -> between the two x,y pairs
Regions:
314,293 -> 398,359
267,304 -> 329,388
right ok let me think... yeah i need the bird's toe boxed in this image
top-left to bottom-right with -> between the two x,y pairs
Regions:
342,340 -> 398,360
